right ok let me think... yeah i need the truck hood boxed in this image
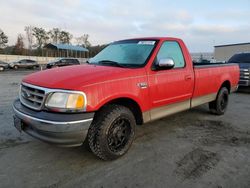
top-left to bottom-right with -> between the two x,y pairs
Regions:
23,64 -> 144,90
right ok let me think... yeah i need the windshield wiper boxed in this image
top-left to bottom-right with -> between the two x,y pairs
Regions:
98,60 -> 126,68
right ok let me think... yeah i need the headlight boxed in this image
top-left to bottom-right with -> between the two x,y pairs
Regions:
45,92 -> 86,112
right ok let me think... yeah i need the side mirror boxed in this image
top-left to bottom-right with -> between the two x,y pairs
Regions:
158,58 -> 175,69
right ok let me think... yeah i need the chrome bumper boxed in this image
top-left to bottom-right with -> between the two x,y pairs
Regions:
13,99 -> 94,147
239,80 -> 250,87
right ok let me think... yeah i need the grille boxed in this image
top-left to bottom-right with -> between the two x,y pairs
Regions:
240,68 -> 250,80
20,83 -> 46,110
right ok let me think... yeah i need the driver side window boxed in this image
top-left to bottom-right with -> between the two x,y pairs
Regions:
156,41 -> 185,68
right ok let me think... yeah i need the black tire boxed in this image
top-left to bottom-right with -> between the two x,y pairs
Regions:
88,104 -> 136,160
0,66 -> 4,72
13,65 -> 18,70
209,87 -> 229,115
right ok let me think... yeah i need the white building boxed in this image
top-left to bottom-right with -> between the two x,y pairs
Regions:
214,42 -> 250,61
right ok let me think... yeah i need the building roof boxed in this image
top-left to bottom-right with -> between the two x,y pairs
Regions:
44,43 -> 89,52
214,42 -> 250,48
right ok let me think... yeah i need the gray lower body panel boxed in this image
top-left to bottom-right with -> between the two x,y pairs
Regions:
13,99 -> 94,147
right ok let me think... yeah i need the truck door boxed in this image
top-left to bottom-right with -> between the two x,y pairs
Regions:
147,41 -> 194,120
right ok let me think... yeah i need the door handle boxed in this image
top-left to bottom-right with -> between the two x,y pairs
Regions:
185,75 -> 192,80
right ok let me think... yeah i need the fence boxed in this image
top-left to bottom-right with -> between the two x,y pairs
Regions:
0,54 -> 88,64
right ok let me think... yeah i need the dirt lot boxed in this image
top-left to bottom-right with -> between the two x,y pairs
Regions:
0,70 -> 250,188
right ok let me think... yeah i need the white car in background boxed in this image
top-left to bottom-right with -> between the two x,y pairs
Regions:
9,59 -> 39,70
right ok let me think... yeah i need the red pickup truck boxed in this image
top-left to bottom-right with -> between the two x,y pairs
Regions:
13,37 -> 239,160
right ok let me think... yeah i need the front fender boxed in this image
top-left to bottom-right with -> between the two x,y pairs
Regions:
93,93 -> 145,111
83,77 -> 150,112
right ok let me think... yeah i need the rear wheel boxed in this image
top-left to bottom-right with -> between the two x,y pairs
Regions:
209,87 -> 229,115
88,104 -> 136,160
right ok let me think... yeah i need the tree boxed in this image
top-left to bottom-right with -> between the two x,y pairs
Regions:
13,34 -> 25,55
32,27 -> 49,49
59,30 -> 72,44
88,44 -> 107,57
24,26 -> 34,51
75,34 -> 91,48
48,28 -> 61,44
0,29 -> 8,48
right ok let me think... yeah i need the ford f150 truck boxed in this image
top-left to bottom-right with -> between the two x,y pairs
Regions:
13,37 -> 239,160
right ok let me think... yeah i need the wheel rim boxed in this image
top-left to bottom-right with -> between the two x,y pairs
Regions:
0,67 -> 3,71
107,117 -> 132,153
220,92 -> 228,110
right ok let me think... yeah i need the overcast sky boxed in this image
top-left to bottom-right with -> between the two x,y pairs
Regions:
0,0 -> 249,52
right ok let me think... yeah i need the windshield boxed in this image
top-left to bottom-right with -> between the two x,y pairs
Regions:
89,39 -> 157,68
228,53 -> 250,64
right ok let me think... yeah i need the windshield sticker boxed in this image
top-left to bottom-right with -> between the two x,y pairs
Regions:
138,41 -> 155,45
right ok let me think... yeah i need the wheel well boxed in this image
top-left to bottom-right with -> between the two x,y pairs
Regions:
101,98 -> 143,125
221,80 -> 231,93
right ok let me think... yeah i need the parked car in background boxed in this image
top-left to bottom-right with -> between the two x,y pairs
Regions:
228,53 -> 250,87
9,59 -> 39,70
46,58 -> 80,69
0,60 -> 9,71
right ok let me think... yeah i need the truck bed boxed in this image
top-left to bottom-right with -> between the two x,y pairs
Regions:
191,63 -> 239,107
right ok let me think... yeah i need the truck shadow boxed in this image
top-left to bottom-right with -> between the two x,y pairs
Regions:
2,104 -> 249,187
237,87 -> 250,94
135,105 -> 211,141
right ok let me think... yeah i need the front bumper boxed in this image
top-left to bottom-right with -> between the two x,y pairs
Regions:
239,79 -> 250,87
13,99 -> 94,147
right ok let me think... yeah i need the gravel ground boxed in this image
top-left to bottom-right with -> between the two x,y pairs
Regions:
0,70 -> 250,188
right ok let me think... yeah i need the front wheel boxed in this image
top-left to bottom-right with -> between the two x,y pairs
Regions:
209,87 -> 229,115
0,67 -> 4,71
13,65 -> 18,70
88,104 -> 136,160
